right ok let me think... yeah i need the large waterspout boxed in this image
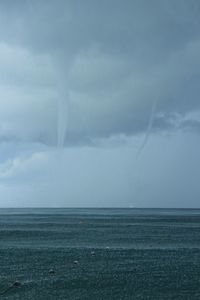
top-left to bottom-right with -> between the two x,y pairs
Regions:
57,94 -> 69,148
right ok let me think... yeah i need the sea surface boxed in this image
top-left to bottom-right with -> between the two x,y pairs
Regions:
0,208 -> 200,299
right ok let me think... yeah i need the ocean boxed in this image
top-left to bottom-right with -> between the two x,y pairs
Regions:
0,208 -> 200,299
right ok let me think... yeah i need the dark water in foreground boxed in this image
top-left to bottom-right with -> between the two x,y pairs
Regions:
0,208 -> 200,299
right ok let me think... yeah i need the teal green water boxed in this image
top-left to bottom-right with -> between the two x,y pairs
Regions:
0,208 -> 200,299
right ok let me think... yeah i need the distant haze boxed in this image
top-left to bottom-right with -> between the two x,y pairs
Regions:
0,0 -> 200,207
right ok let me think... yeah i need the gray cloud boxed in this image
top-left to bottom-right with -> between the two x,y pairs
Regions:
180,120 -> 200,133
0,1 -> 200,207
0,0 -> 199,146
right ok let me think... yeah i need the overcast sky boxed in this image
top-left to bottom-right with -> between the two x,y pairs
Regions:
0,0 -> 200,207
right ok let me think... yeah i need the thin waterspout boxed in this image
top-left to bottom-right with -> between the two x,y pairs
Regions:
136,99 -> 157,158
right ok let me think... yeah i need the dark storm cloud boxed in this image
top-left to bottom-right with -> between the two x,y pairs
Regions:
0,0 -> 199,145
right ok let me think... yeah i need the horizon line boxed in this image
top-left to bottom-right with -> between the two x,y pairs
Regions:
0,207 -> 200,209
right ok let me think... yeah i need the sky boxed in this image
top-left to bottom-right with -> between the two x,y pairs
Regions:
0,0 -> 200,207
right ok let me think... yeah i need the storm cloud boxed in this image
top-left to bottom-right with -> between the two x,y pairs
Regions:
0,0 -> 200,207
0,0 -> 199,145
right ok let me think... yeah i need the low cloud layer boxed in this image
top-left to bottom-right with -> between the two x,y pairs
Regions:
0,0 -> 199,146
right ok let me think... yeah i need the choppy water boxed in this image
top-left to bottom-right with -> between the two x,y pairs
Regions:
0,208 -> 200,299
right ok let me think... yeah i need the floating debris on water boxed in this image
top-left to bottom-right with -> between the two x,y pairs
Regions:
49,269 -> 55,275
13,281 -> 22,287
0,280 -> 22,295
